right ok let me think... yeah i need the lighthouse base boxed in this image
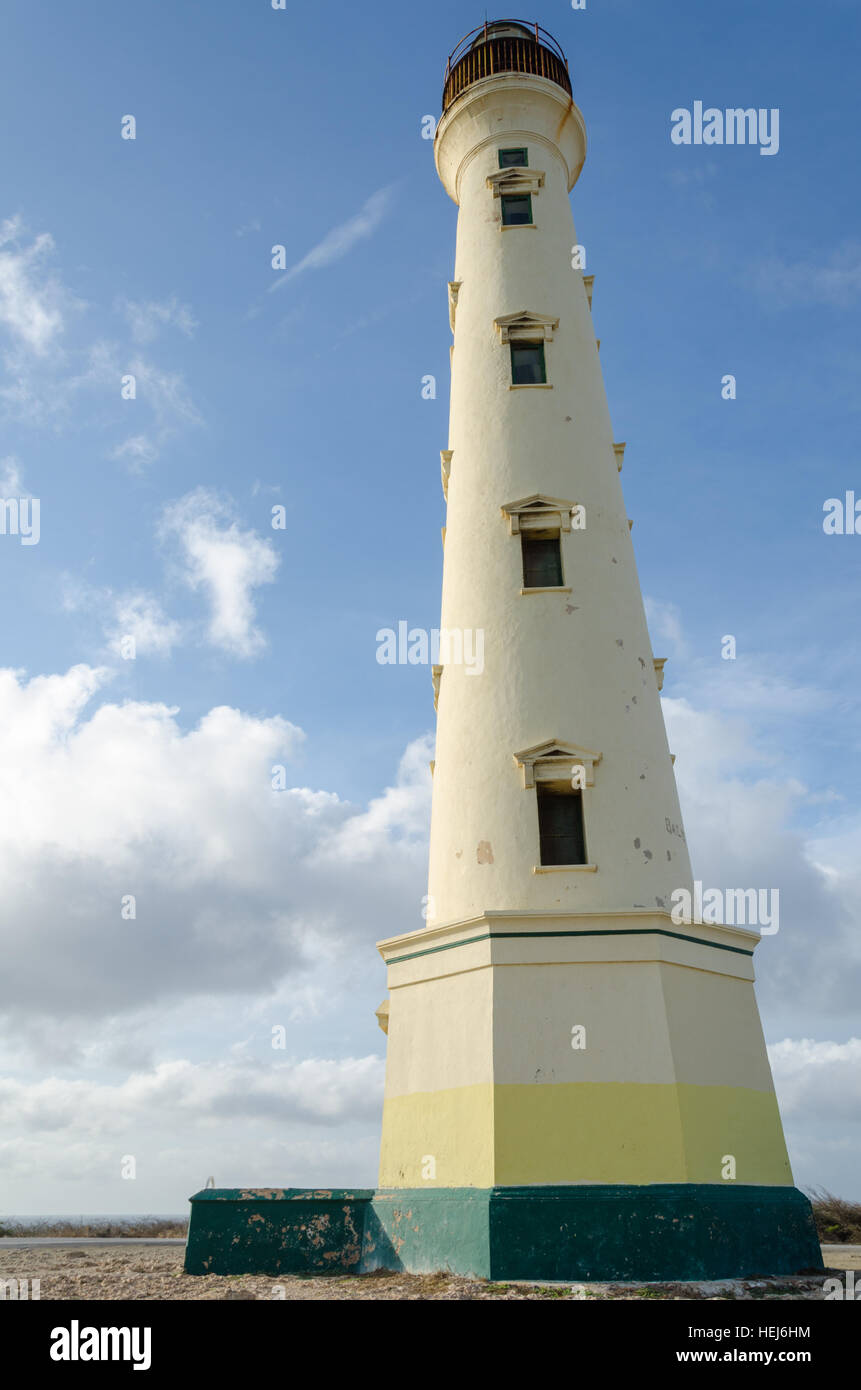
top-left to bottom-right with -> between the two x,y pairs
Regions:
184,1184 -> 822,1282
362,1185 -> 821,1281
362,1185 -> 822,1281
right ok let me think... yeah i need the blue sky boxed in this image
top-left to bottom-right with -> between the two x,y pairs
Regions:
0,0 -> 859,1213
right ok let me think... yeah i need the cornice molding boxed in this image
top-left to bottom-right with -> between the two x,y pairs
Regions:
501,493 -> 578,534
486,166 -> 545,198
495,310 -> 558,343
513,738 -> 602,789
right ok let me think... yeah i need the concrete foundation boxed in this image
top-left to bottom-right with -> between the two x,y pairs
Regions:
185,1184 -> 823,1281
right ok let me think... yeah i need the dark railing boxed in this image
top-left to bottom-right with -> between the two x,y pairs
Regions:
442,22 -> 571,112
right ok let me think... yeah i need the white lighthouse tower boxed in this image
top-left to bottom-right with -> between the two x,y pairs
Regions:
366,19 -> 821,1280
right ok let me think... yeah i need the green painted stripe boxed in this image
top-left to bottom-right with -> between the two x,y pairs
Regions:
387,927 -> 755,965
363,1185 -> 821,1281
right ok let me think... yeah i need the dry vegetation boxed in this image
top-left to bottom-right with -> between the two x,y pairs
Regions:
808,1190 -> 861,1245
0,1217 -> 187,1239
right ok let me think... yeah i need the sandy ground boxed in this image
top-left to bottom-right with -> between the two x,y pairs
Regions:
0,1244 -> 856,1300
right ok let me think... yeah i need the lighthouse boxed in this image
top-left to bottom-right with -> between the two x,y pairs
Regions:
366,19 -> 821,1280
184,19 -> 821,1285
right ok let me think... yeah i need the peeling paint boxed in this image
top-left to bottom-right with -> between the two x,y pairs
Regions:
477,840 -> 494,864
184,1188 -> 374,1277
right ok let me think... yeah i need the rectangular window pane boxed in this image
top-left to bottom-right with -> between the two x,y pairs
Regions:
501,194 -> 533,226
499,147 -> 528,167
510,341 -> 546,385
537,787 -> 586,866
522,534 -> 563,588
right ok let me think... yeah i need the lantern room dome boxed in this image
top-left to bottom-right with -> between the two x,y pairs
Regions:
442,19 -> 572,113
469,20 -> 535,46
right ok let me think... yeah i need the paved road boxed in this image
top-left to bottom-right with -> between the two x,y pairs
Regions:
821,1244 -> 861,1269
0,1237 -> 186,1248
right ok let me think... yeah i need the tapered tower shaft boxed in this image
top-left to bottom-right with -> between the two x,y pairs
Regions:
428,38 -> 690,925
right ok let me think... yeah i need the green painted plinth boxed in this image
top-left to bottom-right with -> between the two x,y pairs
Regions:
364,1185 -> 823,1281
184,1188 -> 374,1276
184,1184 -> 822,1282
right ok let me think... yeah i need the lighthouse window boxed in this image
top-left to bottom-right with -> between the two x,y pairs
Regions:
537,785 -> 587,866
499,147 -> 528,167
510,340 -> 546,385
521,533 -> 563,589
501,194 -> 533,226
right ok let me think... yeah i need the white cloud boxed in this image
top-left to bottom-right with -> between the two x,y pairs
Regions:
116,296 -> 197,344
109,357 -> 202,469
770,1038 -> 861,1110
666,161 -> 718,188
0,454 -> 28,496
128,356 -> 201,431
662,691 -> 861,1042
0,1055 -> 384,1133
269,186 -> 393,290
659,685 -> 861,1196
0,1056 -> 385,1205
0,664 -> 430,1205
109,434 -> 159,472
0,229 -> 200,465
322,736 -> 433,862
0,664 -> 430,1028
753,241 -> 861,308
769,1039 -> 861,1197
0,336 -> 117,427
62,580 -> 182,659
0,216 -> 80,354
644,596 -> 688,658
0,327 -> 200,471
107,593 -> 182,658
160,489 -> 279,657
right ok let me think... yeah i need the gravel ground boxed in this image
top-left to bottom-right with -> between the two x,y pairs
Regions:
0,1245 -> 854,1300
